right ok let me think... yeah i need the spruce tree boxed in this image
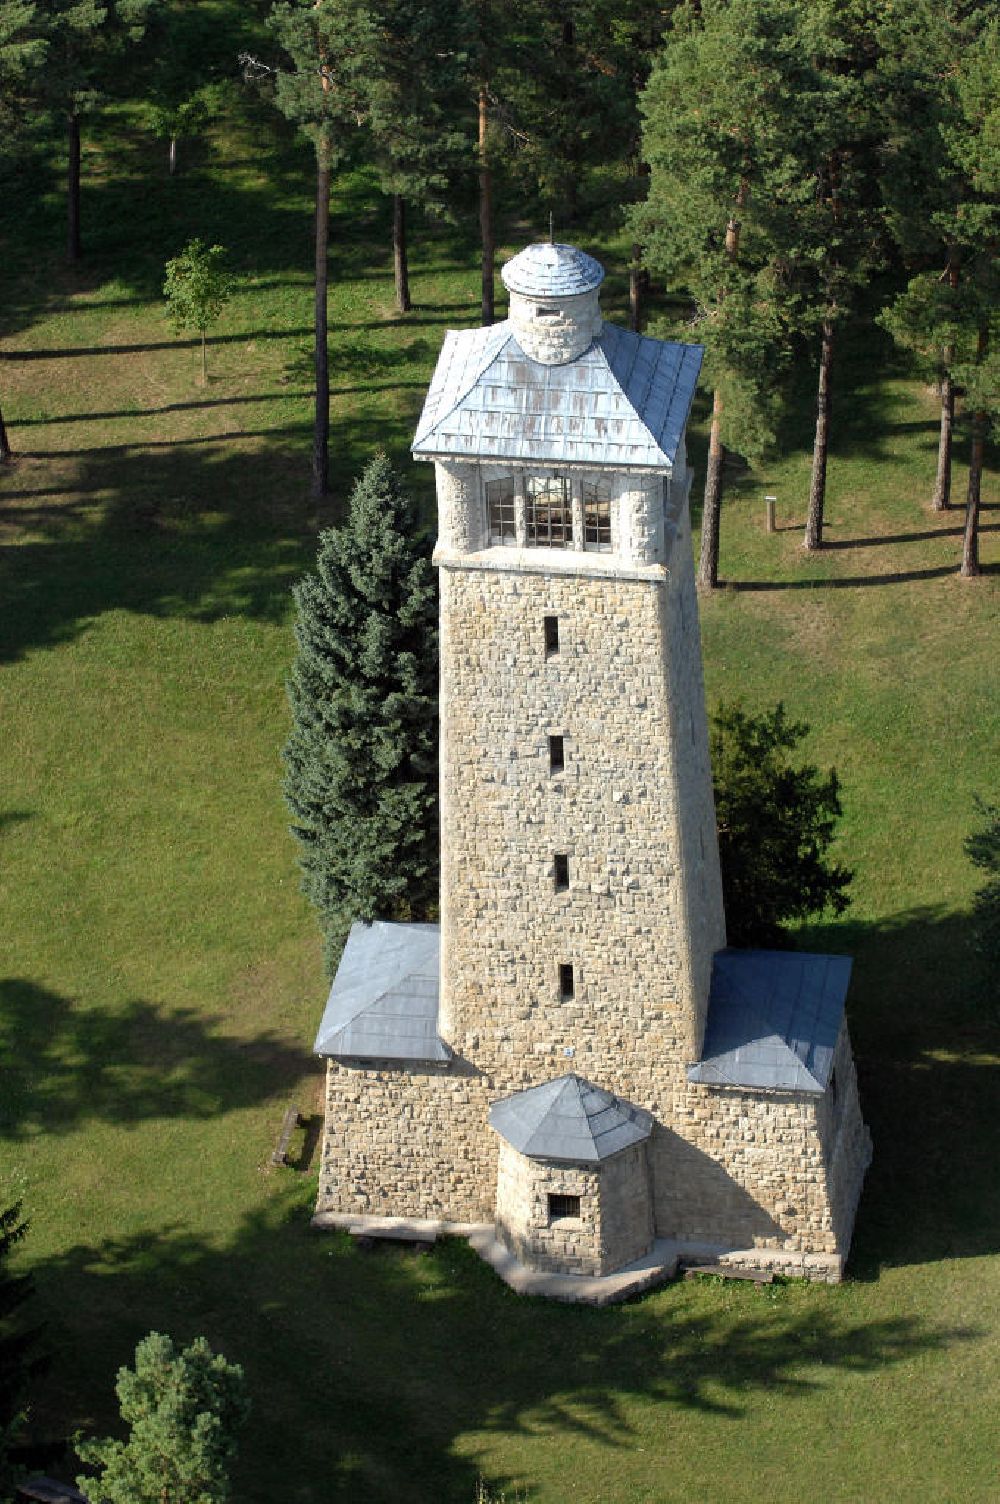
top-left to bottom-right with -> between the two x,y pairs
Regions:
283,453 -> 438,973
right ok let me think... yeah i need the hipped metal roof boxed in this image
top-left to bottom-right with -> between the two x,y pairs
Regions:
688,949 -> 852,1094
411,321 -> 703,472
489,1074 -> 653,1163
313,920 -> 450,1063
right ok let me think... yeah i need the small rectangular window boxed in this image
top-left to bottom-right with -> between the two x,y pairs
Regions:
549,1193 -> 580,1221
559,963 -> 574,1000
583,479 -> 612,552
544,615 -> 559,656
536,306 -> 561,320
486,476 -> 516,546
548,735 -> 564,773
554,853 -> 569,891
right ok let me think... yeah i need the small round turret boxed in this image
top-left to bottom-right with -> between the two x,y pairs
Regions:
500,242 -> 604,365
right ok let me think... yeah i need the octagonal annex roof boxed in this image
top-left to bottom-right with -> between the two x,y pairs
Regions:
489,1074 -> 653,1164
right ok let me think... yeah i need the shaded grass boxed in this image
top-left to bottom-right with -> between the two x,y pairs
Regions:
1,94 -> 999,1504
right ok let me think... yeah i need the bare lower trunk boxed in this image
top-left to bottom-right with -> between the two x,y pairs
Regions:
932,367 -> 953,510
392,193 -> 410,314
0,402 -> 11,462
200,329 -> 207,385
629,242 -> 642,333
698,390 -> 725,589
168,136 -> 178,176
67,113 -> 81,263
313,152 -> 331,500
961,324 -> 988,579
478,86 -> 494,325
805,318 -> 835,550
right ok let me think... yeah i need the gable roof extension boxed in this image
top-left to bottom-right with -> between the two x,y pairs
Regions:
313,920 -> 450,1064
489,1074 -> 653,1163
412,322 -> 703,472
688,949 -> 852,1095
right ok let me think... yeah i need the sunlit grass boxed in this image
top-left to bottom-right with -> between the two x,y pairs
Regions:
1,98 -> 998,1504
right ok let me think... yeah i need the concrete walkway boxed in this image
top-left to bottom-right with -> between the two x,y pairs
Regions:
311,1212 -> 679,1305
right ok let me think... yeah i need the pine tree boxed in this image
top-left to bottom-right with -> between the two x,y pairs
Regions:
263,0 -> 376,497
367,0 -> 466,314
283,453 -> 438,973
636,0 -> 794,588
76,1332 -> 249,1504
32,0 -> 156,263
0,1202 -> 47,1500
711,702 -> 852,948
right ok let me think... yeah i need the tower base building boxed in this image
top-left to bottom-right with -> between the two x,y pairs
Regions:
312,244 -> 870,1286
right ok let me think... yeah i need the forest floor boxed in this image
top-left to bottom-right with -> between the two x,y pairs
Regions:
1,109 -> 998,1504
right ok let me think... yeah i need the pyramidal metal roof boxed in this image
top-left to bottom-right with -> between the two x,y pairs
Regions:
500,241 -> 605,297
687,949 -> 852,1094
313,920 -> 450,1063
412,321 -> 703,471
489,1074 -> 653,1163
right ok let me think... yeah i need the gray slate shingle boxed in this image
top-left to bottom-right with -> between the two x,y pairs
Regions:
500,241 -> 605,297
313,921 -> 450,1063
412,322 -> 703,471
688,949 -> 852,1094
489,1074 -> 653,1163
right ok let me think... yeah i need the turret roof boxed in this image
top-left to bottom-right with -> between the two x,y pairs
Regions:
489,1074 -> 653,1163
500,241 -> 605,298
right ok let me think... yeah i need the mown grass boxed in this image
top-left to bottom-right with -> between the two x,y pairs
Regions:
1,99 -> 998,1504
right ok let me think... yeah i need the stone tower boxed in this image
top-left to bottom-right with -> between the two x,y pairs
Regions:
313,242 -> 871,1288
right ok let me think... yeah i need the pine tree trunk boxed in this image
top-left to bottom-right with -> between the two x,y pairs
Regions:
805,318 -> 835,550
933,251 -> 959,511
0,402 -> 12,462
629,242 -> 642,333
67,112 -> 82,263
313,148 -> 331,500
393,194 -> 410,314
478,85 -> 494,326
932,367 -> 954,511
960,323 -> 988,579
698,390 -> 725,589
168,136 -> 178,176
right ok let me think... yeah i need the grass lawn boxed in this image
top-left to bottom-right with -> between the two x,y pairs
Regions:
1,103 -> 999,1504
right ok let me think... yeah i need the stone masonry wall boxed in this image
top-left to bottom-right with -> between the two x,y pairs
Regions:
815,1021 -> 873,1252
507,287 -> 602,364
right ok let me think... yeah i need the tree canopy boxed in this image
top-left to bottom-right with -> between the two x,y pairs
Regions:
711,701 -> 853,948
283,453 -> 438,972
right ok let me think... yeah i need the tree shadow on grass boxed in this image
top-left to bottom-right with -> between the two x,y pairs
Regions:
0,978 -> 315,1140
29,1200 -> 978,1504
799,906 -> 999,1277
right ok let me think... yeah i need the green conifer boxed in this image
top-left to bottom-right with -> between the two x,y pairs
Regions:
284,453 -> 438,972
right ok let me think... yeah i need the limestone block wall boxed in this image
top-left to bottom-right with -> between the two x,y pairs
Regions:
619,475 -> 666,565
436,461 -> 484,555
507,288 -> 602,364
438,547 -> 725,1088
662,1089 -> 836,1253
815,1022 -> 873,1251
493,1139 -> 653,1276
317,1057 -> 496,1223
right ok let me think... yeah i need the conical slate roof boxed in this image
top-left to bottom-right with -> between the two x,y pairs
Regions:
687,949 -> 851,1094
489,1074 -> 653,1164
313,920 -> 450,1063
500,241 -> 605,297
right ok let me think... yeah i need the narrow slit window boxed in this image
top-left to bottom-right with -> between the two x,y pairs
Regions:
548,735 -> 565,773
486,476 -> 516,546
583,479 -> 612,552
536,306 -> 561,320
554,853 -> 569,891
559,963 -> 574,1000
544,615 -> 559,656
548,1193 -> 580,1221
527,475 -> 573,548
